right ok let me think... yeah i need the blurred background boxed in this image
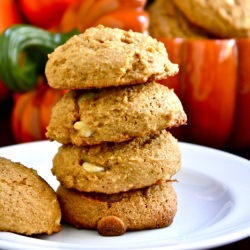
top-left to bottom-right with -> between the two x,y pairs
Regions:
0,0 -> 249,160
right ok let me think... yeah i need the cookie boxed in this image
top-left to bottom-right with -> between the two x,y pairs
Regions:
173,0 -> 250,38
148,0 -> 210,38
52,130 -> 181,194
0,157 -> 61,235
56,181 -> 177,236
46,82 -> 187,146
45,25 -> 179,89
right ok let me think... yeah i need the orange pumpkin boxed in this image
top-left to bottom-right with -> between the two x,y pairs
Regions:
11,84 -> 65,143
0,0 -> 23,101
56,0 -> 149,33
160,38 -> 250,150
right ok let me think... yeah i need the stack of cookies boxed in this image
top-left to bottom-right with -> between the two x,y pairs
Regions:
45,25 -> 187,236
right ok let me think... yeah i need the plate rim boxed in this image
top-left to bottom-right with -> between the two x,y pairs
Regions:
0,140 -> 250,250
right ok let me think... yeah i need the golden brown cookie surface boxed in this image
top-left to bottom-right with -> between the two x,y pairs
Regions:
45,25 -> 178,89
0,157 -> 61,235
46,82 -> 187,146
148,0 -> 210,38
173,0 -> 250,38
52,130 -> 181,194
57,181 -> 177,236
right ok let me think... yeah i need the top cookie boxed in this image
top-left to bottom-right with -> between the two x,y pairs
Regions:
45,25 -> 179,89
173,0 -> 250,38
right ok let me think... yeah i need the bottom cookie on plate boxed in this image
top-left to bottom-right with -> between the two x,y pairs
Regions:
57,181 -> 177,236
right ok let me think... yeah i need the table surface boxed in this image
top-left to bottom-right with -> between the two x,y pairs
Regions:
215,237 -> 250,249
1,97 -> 250,249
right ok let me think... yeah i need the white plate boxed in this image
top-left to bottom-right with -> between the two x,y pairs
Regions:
0,141 -> 250,250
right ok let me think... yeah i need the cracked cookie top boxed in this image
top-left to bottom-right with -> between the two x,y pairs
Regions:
45,25 -> 178,89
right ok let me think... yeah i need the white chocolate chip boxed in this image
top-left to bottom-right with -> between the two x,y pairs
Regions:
82,162 -> 104,172
225,0 -> 235,5
73,121 -> 92,137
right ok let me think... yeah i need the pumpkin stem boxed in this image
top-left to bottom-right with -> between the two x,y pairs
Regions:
0,24 -> 78,92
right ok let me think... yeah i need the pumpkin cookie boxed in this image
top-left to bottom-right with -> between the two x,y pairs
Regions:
148,0 -> 210,38
52,130 -> 181,194
45,25 -> 178,89
46,82 -> 187,146
0,157 -> 61,235
173,0 -> 250,38
57,181 -> 177,236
